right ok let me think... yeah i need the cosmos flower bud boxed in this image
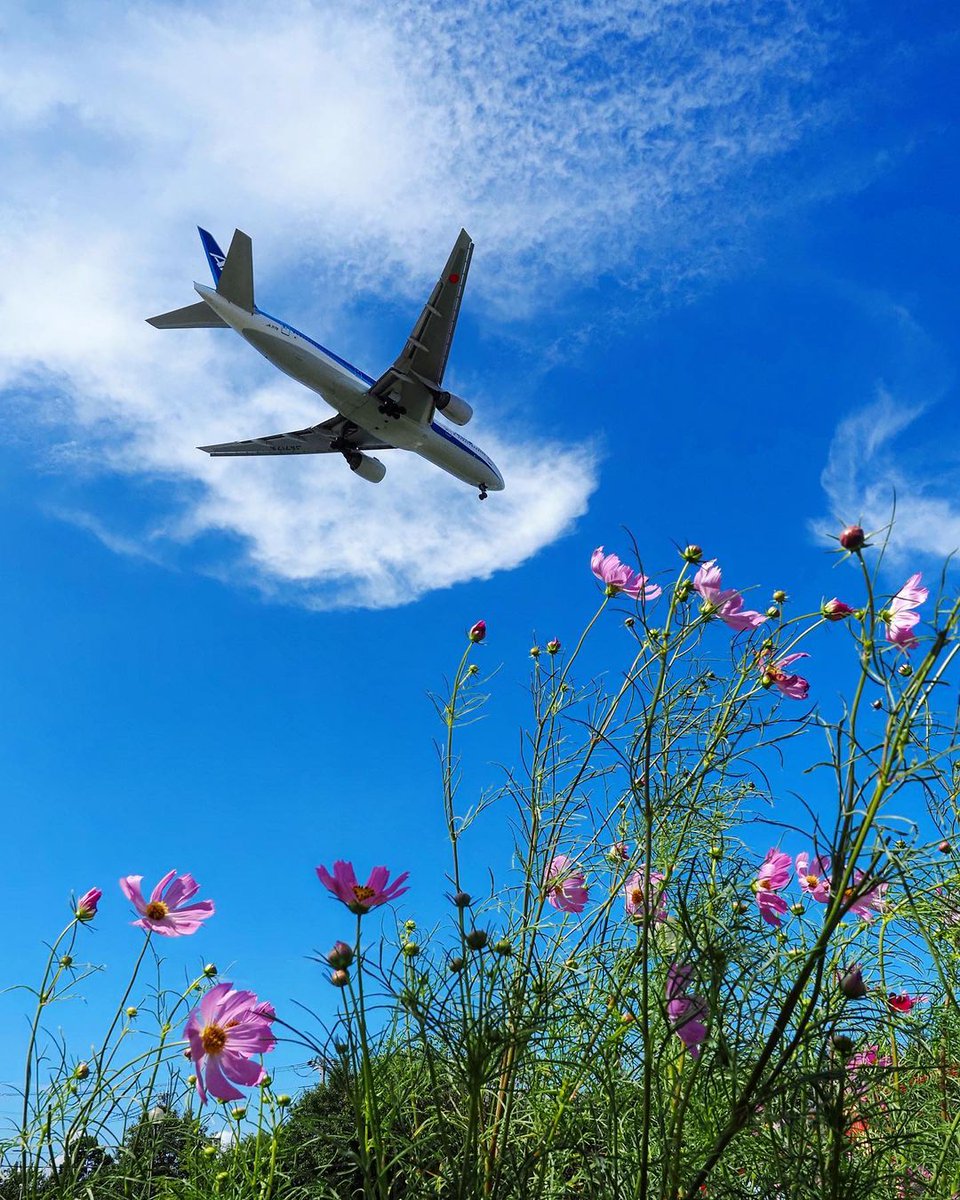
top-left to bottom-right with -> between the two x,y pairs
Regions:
939,841 -> 951,854
326,941 -> 354,970
831,1034 -> 855,1057
451,891 -> 472,908
402,942 -> 420,958
126,1006 -> 138,1018
59,955 -> 73,968
839,525 -> 866,551
465,929 -> 488,951
607,842 -> 630,864
74,1062 -> 90,1080
871,698 -> 883,710
772,590 -> 787,604
231,1107 -> 247,1121
277,1094 -> 291,1106
493,938 -> 513,956
467,663 -> 479,675
330,969 -> 350,988
822,598 -> 855,621
529,645 -> 541,658
681,545 -> 703,563
75,888 -> 102,922
898,663 -> 913,677
839,966 -> 868,1000
449,956 -> 466,973
468,620 -> 486,643
546,638 -> 561,655
404,919 -> 416,931
203,963 -> 218,977
766,607 -> 780,619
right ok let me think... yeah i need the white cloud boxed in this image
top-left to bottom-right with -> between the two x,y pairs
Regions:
0,0 -> 846,607
818,388 -> 960,562
816,294 -> 960,562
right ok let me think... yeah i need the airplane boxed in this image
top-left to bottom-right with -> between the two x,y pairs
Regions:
147,227 -> 504,498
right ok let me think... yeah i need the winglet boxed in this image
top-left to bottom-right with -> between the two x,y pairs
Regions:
198,227 -> 226,285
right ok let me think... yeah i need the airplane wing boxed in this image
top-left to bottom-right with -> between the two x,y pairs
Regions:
199,415 -> 395,457
367,228 -> 474,425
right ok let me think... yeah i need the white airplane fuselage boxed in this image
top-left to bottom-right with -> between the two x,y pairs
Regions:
195,285 -> 504,492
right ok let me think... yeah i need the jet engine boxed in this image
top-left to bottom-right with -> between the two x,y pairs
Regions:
434,390 -> 473,426
344,450 -> 386,483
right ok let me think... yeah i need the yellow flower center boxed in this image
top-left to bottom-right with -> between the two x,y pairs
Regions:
757,879 -> 773,890
201,1023 -> 227,1055
805,874 -> 820,889
145,901 -> 169,920
352,885 -> 376,904
630,888 -> 644,905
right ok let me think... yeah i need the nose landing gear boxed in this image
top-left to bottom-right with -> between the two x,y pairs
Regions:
478,484 -> 488,501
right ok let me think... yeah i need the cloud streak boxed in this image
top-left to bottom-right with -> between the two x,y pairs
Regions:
817,295 -> 960,563
0,0 -> 849,607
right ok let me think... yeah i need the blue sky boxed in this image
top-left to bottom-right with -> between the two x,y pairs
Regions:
1,0 -> 959,1119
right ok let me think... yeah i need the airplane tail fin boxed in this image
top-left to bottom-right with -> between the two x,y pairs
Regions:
146,226 -> 254,329
198,227 -> 227,284
216,230 -> 254,312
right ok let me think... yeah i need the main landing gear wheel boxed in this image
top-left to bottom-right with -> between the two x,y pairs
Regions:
478,484 -> 488,501
378,399 -> 407,419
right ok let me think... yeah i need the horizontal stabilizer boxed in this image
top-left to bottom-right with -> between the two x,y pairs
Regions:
146,301 -> 228,330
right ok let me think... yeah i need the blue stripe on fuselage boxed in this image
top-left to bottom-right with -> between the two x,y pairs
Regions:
254,308 -> 494,476
255,308 -> 376,387
430,420 -> 497,475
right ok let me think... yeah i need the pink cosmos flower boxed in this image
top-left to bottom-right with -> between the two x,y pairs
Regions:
884,573 -> 928,651
822,598 -> 855,622
75,888 -> 102,922
120,871 -> 214,937
184,981 -> 276,1104
545,855 -> 588,913
754,849 -> 792,928
591,547 -> 661,602
888,992 -> 926,1014
666,963 -> 708,1058
847,1045 -> 892,1072
607,841 -> 630,864
693,560 -> 765,632
840,871 -> 886,921
316,861 -> 410,915
795,852 -> 831,903
623,867 -> 667,924
759,651 -> 810,700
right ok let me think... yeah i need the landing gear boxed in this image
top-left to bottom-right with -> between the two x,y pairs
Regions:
478,484 -> 488,501
378,398 -> 407,419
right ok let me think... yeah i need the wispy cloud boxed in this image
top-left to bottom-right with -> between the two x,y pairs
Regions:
0,0 -> 849,607
816,299 -> 960,562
